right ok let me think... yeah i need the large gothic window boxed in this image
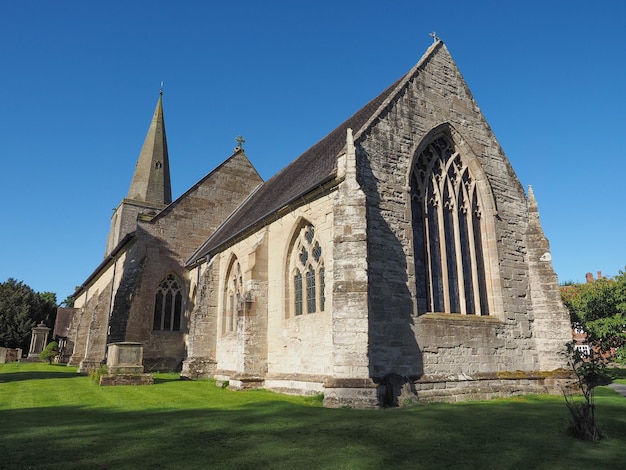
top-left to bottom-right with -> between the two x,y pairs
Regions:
410,134 -> 489,315
290,224 -> 326,316
153,274 -> 183,331
223,259 -> 242,333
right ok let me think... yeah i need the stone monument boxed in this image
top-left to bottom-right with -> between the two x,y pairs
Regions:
28,323 -> 50,359
99,342 -> 153,385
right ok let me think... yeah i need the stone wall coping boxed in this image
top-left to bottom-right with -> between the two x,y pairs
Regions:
417,313 -> 501,323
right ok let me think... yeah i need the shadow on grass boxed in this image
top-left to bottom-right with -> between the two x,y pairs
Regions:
152,375 -> 186,385
607,367 -> 626,380
1,396 -> 626,470
0,364 -> 81,383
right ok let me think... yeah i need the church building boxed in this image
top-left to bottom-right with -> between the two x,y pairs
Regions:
59,40 -> 573,407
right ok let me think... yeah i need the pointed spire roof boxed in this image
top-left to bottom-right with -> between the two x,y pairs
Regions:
527,184 -> 547,237
126,92 -> 172,205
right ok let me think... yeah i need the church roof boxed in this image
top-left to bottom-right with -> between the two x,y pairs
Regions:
73,232 -> 136,297
150,148 -> 262,224
187,41 -> 444,266
53,308 -> 76,338
126,92 -> 172,205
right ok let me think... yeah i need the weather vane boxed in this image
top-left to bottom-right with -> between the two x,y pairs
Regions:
235,135 -> 246,151
429,31 -> 440,43
160,81 -> 164,95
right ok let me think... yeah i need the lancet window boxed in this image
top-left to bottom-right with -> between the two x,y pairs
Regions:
410,134 -> 489,315
153,274 -> 183,331
223,260 -> 242,333
290,224 -> 325,316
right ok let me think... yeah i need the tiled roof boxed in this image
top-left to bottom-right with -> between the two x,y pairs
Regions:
53,308 -> 76,338
187,42 -> 443,265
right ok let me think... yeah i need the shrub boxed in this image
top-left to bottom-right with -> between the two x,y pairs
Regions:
563,342 -> 606,441
88,365 -> 108,384
39,341 -> 59,364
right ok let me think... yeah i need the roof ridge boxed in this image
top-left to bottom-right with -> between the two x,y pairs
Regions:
186,181 -> 264,266
353,40 -> 444,142
150,149 -> 261,223
187,41 -> 447,261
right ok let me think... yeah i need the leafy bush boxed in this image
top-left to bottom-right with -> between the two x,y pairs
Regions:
563,342 -> 606,441
39,341 -> 59,364
88,365 -> 108,384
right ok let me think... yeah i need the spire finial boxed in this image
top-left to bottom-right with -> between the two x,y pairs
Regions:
528,185 -> 538,211
160,81 -> 164,96
429,31 -> 440,43
234,135 -> 246,152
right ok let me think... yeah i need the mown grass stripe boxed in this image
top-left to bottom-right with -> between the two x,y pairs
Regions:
1,363 -> 625,469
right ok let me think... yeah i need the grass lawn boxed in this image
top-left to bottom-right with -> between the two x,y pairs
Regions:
1,363 -> 625,469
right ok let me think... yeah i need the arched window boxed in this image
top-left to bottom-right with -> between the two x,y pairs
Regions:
153,274 -> 183,331
410,134 -> 489,315
290,224 -> 325,316
223,259 -> 242,333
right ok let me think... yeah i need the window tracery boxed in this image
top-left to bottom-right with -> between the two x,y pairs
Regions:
153,274 -> 183,331
290,224 -> 325,316
223,260 -> 242,333
410,134 -> 489,315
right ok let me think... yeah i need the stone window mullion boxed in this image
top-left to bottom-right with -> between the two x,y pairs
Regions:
411,133 -> 490,316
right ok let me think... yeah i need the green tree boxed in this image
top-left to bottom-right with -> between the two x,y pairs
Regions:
560,270 -> 626,441
60,294 -> 75,307
561,269 -> 626,359
0,278 -> 58,351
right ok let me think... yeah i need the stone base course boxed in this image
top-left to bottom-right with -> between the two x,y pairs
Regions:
99,373 -> 154,386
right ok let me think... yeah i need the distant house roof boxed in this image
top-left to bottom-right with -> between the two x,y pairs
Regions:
186,41 -> 443,266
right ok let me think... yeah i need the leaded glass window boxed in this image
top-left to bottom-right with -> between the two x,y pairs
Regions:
290,223 -> 325,316
224,260 -> 242,333
410,134 -> 489,315
294,272 -> 303,316
153,274 -> 183,331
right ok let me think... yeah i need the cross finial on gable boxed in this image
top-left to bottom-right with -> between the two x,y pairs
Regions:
235,135 -> 246,151
429,31 -> 440,43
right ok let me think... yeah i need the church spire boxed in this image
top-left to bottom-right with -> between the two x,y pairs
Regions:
126,92 -> 172,205
104,93 -> 173,257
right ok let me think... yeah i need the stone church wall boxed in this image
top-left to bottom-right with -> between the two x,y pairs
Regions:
69,244 -> 133,371
127,151 -> 263,371
106,199 -> 162,257
199,191 -> 336,394
68,151 -> 263,373
182,261 -> 220,378
526,191 -> 572,370
355,43 -> 559,387
264,196 -> 335,384
323,132 -> 372,407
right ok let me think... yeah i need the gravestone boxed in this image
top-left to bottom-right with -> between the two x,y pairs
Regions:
99,342 -> 153,385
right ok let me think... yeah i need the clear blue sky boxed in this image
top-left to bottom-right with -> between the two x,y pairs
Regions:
1,1 -> 624,301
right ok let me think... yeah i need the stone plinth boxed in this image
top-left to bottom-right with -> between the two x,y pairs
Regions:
106,342 -> 144,374
100,342 -> 153,386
